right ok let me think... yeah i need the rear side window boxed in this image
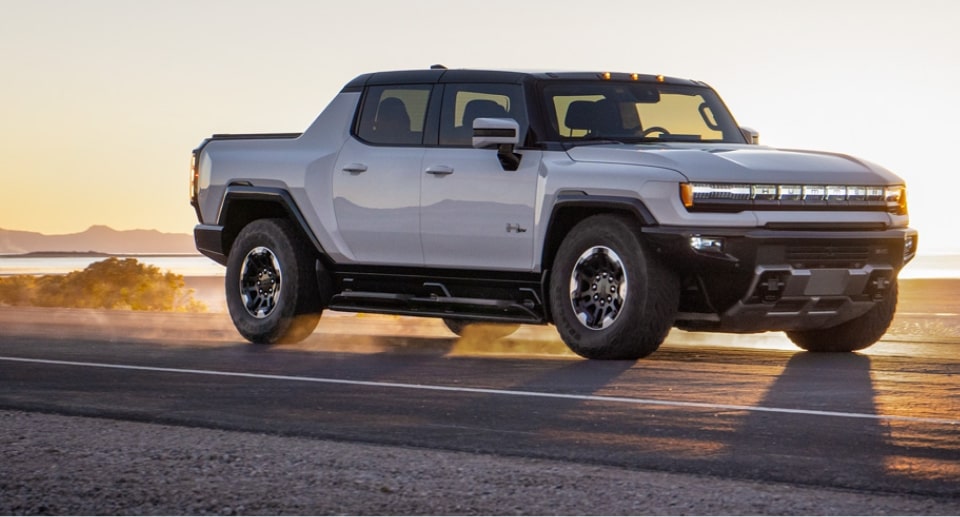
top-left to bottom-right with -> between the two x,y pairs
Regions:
356,85 -> 432,145
438,84 -> 527,147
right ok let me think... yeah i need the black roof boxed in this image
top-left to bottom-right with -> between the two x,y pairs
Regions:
341,68 -> 704,91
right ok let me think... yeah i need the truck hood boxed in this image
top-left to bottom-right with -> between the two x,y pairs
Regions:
564,144 -> 903,185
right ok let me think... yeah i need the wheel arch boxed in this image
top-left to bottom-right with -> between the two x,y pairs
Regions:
539,194 -> 658,323
217,185 -> 327,265
541,194 -> 657,272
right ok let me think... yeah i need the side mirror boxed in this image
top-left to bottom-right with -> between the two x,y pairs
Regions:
472,118 -> 520,149
740,126 -> 760,145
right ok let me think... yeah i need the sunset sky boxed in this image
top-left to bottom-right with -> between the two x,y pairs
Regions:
1,0 -> 957,252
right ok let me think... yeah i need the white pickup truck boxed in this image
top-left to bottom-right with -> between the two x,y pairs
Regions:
190,66 -> 917,359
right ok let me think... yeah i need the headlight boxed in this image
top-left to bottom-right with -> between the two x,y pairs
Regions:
681,182 -> 907,214
680,183 -> 750,208
884,186 -> 908,215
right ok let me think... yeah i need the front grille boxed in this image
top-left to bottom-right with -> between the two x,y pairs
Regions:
786,245 -> 871,269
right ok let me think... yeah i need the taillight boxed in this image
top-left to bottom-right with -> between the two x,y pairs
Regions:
189,150 -> 200,207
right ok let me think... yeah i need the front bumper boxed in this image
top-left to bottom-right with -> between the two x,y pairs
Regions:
642,226 -> 918,333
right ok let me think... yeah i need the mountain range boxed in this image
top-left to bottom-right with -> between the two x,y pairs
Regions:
0,226 -> 196,255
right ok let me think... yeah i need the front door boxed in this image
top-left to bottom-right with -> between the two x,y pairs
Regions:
420,83 -> 539,271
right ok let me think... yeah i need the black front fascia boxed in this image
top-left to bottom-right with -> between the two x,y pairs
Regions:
642,226 -> 916,272
642,225 -> 916,313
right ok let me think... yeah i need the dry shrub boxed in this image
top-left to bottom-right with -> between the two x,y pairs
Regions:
0,257 -> 206,312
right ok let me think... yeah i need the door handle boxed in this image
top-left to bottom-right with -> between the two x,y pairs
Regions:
425,165 -> 454,176
342,163 -> 368,173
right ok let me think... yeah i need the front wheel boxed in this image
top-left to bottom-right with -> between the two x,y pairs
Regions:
549,215 -> 679,360
225,218 -> 321,344
786,280 -> 898,352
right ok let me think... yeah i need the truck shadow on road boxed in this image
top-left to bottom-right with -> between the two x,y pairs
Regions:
4,307 -> 955,496
286,336 -> 953,496
724,353 -> 890,490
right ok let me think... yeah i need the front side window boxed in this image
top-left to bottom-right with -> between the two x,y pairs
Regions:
356,85 -> 432,145
439,83 -> 528,147
543,82 -> 744,144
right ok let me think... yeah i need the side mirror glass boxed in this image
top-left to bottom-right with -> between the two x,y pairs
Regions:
473,118 -> 520,149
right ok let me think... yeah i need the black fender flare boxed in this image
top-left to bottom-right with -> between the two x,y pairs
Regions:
541,193 -> 658,265
196,185 -> 327,266
539,193 -> 659,322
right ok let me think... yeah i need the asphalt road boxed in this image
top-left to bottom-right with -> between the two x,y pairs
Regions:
1,303 -> 958,513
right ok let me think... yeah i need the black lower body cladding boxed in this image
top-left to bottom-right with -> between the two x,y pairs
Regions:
642,226 -> 917,336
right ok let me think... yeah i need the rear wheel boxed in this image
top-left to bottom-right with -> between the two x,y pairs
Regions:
549,214 -> 678,359
786,280 -> 898,352
443,318 -> 519,340
226,218 -> 321,344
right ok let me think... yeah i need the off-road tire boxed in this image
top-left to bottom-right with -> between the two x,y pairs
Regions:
786,280 -> 898,352
549,214 -> 679,359
443,318 -> 519,340
225,218 -> 321,344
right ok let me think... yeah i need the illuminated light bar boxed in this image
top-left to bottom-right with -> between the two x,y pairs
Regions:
846,186 -> 867,201
778,185 -> 803,201
752,184 -> 777,200
884,186 -> 903,203
681,182 -> 907,214
692,183 -> 751,199
826,185 -> 847,201
802,185 -> 826,201
681,183 -> 749,208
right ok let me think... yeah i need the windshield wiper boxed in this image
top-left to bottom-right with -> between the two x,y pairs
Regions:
563,137 -> 626,148
627,134 -> 705,143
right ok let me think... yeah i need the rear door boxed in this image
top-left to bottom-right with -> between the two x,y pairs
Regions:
332,85 -> 432,265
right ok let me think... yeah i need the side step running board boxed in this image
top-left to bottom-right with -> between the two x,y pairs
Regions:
328,290 -> 544,323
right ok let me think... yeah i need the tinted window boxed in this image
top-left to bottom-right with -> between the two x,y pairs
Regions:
439,84 -> 527,147
356,85 -> 432,145
543,82 -> 744,144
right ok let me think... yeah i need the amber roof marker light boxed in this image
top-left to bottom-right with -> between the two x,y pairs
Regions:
598,72 -> 662,82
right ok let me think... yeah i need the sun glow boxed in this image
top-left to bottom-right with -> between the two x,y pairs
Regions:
0,2 -> 956,255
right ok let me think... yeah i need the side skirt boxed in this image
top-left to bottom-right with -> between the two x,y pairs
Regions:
326,266 -> 548,324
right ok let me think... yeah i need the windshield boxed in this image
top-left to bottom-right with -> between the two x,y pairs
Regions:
542,81 -> 746,145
